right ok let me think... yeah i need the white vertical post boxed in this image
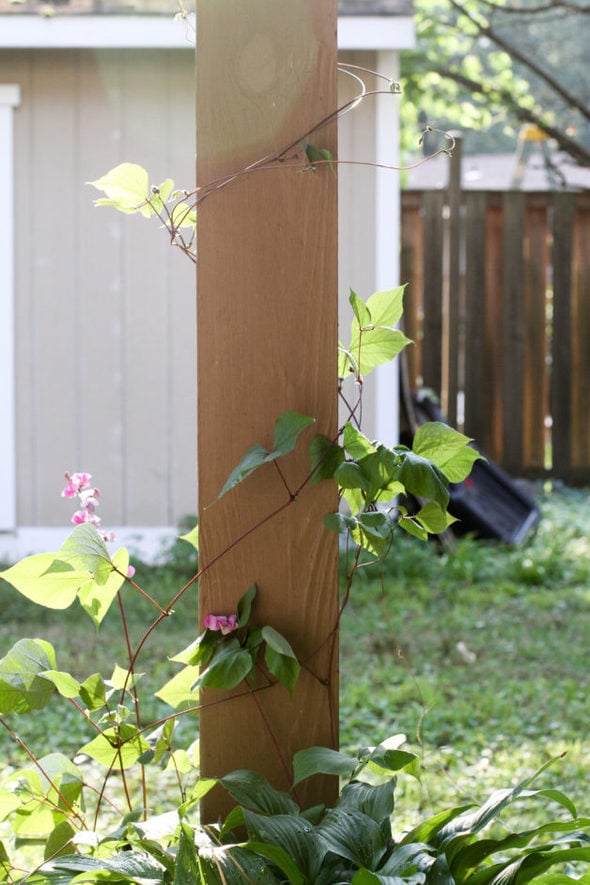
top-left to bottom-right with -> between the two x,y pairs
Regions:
373,50 -> 400,447
0,85 -> 20,532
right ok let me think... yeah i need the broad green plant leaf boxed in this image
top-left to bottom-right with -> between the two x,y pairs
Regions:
339,288 -> 411,378
309,435 -> 345,485
155,665 -> 200,709
412,421 -> 483,482
218,412 -> 314,498
367,740 -> 420,777
88,162 -> 152,217
79,673 -> 107,710
0,554 -> 90,610
413,501 -> 458,535
318,808 -> 387,870
243,810 -> 325,883
0,638 -> 57,714
170,631 -> 217,667
292,746 -> 359,786
174,821 -> 200,885
198,840 -> 281,884
338,781 -> 396,828
220,770 -> 299,815
51,850 -> 167,881
78,724 -> 151,769
77,547 -> 128,627
397,450 -> 450,510
58,523 -> 114,586
39,670 -> 80,699
196,639 -> 254,691
243,841 -> 305,885
343,423 -> 377,459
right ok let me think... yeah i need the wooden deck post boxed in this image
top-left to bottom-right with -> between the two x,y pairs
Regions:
196,0 -> 339,820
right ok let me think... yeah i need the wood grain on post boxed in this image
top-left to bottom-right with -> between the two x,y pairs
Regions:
196,0 -> 339,821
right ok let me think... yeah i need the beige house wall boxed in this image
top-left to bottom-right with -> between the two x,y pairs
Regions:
0,46 -> 399,542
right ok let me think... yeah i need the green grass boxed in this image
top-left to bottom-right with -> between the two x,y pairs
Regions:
339,481 -> 590,828
0,481 -> 589,832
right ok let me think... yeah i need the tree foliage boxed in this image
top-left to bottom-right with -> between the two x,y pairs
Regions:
401,0 -> 590,168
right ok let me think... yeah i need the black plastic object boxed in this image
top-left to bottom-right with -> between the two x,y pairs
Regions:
407,392 -> 541,545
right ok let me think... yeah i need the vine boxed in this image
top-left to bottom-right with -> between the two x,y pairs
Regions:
0,61 -> 586,885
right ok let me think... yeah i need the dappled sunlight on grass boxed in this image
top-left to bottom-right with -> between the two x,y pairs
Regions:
340,482 -> 590,828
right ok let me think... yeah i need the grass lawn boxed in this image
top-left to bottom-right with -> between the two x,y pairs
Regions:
0,481 -> 588,832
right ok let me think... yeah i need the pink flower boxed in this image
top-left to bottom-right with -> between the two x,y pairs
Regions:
204,613 -> 238,635
127,565 -> 136,578
62,470 -> 116,543
72,509 -> 101,527
62,472 -> 93,498
78,487 -> 101,510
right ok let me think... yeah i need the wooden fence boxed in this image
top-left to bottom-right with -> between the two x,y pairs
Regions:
400,186 -> 590,483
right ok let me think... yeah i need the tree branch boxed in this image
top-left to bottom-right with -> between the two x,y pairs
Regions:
448,0 -> 590,122
432,64 -> 590,166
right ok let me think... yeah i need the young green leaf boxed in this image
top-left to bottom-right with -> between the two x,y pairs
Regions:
237,584 -> 257,627
414,501 -> 458,535
218,412 -> 314,498
341,287 -> 411,378
349,289 -> 372,328
364,287 -> 405,328
218,444 -> 269,498
197,641 -> 254,691
0,638 -> 57,714
309,435 -> 345,485
179,522 -> 199,552
271,411 -> 315,459
412,421 -> 484,482
78,724 -> 151,769
261,626 -> 300,695
79,673 -> 107,711
87,162 -> 152,217
343,423 -> 377,459
348,326 -> 412,378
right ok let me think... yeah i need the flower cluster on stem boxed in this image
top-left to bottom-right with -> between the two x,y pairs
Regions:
62,471 -> 115,543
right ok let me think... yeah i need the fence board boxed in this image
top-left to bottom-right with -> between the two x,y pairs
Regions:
463,192 -> 488,446
400,193 -> 423,388
571,195 -> 590,469
446,141 -> 462,426
522,197 -> 549,471
551,193 -> 574,478
421,190 -> 444,395
484,195 -> 505,461
401,188 -> 590,482
501,192 -> 526,473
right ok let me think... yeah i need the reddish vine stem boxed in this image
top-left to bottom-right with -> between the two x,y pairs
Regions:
246,678 -> 303,807
117,593 -> 149,817
0,718 -> 86,827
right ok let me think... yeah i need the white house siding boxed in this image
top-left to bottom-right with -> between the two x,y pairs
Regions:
1,48 -> 196,534
0,44 -> 402,555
